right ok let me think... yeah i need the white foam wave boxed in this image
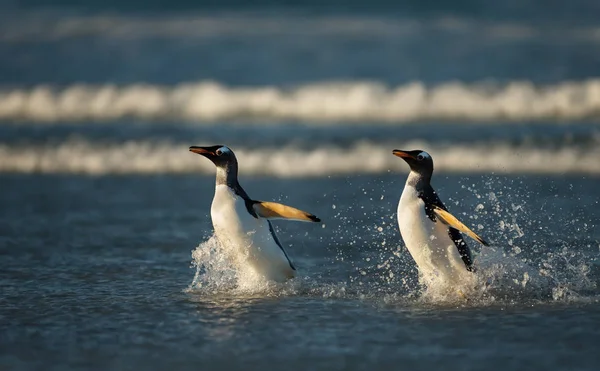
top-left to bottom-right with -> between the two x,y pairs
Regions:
2,80 -> 600,123
2,139 -> 599,175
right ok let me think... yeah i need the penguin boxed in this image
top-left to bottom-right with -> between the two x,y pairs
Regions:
392,149 -> 490,290
190,145 -> 321,282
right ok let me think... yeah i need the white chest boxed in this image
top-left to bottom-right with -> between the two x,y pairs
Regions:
210,185 -> 257,237
397,183 -> 469,284
397,185 -> 443,253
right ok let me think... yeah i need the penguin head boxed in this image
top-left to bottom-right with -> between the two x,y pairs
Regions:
189,145 -> 237,168
392,149 -> 434,175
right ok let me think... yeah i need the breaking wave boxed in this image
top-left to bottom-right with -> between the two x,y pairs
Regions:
2,79 -> 600,123
2,139 -> 600,175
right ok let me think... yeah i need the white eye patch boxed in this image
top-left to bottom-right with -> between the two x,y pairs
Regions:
418,151 -> 431,159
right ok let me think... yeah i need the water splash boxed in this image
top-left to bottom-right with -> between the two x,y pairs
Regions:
188,235 -> 238,293
187,235 -> 287,295
331,175 -> 598,305
186,176 -> 598,306
445,176 -> 598,304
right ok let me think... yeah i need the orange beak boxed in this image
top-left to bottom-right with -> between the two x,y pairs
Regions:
189,146 -> 214,156
392,150 -> 414,159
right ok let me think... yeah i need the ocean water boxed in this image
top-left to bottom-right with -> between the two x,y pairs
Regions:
2,0 -> 600,370
2,173 -> 600,370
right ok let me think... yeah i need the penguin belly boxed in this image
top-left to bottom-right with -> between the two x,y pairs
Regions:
397,186 -> 470,287
210,185 -> 296,282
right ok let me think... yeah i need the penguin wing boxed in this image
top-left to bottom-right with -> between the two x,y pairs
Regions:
267,221 -> 296,271
252,201 -> 321,222
448,227 -> 475,271
418,186 -> 476,270
432,206 -> 490,246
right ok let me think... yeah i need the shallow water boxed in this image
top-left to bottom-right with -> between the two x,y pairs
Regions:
1,174 -> 599,370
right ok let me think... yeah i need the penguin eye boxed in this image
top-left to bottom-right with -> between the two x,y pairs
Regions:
417,154 -> 424,161
215,149 -> 223,156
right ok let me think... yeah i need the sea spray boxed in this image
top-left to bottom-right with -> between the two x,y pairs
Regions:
187,175 -> 598,305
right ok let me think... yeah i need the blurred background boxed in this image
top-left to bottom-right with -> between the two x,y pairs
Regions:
2,2 -> 600,370
1,0 -> 600,175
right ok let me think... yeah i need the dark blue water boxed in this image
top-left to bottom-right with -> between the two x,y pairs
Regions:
2,1 -> 600,86
2,0 -> 600,370
1,174 -> 600,370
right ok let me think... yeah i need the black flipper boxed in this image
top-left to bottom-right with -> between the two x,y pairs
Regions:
448,227 -> 475,272
267,221 -> 296,271
417,185 -> 474,271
